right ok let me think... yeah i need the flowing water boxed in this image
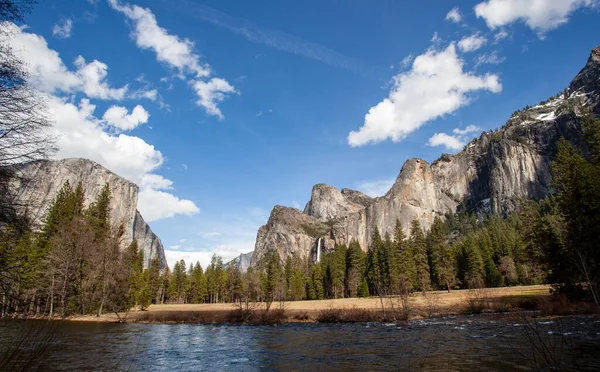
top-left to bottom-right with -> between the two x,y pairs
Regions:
2,315 -> 600,371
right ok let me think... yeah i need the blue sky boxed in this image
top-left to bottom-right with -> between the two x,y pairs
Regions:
7,0 -> 600,268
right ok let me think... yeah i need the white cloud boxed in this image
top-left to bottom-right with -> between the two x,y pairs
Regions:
2,24 -> 199,222
130,87 -> 158,101
6,24 -> 128,100
356,179 -> 395,197
108,0 -> 210,77
74,56 -> 128,100
52,18 -> 73,39
139,174 -> 173,190
428,133 -> 466,151
446,7 -> 463,23
103,104 -> 149,130
164,249 -> 212,270
474,0 -> 598,32
458,33 -> 488,52
138,188 -> 200,221
494,29 -> 509,42
401,54 -> 414,68
6,24 -> 80,93
453,125 -> 481,135
428,125 -> 481,151
46,96 -> 161,182
109,0 -> 236,118
475,51 -> 506,67
191,78 -> 236,119
347,44 -> 501,147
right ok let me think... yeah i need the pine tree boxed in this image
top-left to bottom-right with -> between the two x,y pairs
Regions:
345,240 -> 364,297
326,245 -> 346,299
457,237 -> 485,288
550,116 -> 600,306
148,257 -> 162,304
358,278 -> 370,297
308,263 -> 325,300
381,233 -> 393,293
428,217 -> 455,292
284,255 -> 305,301
394,219 -> 416,294
263,252 -> 280,310
190,262 -> 206,303
86,183 -> 111,243
410,220 -> 430,292
366,227 -> 384,295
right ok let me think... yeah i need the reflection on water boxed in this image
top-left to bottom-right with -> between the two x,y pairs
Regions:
1,315 -> 600,371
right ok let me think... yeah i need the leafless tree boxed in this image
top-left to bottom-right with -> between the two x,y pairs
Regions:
0,1 -> 56,225
0,0 -> 36,23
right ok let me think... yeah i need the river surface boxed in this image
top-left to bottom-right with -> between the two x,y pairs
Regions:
2,315 -> 600,371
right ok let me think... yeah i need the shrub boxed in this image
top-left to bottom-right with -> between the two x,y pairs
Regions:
316,308 -> 380,323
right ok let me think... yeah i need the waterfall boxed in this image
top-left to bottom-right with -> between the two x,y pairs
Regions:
316,238 -> 322,263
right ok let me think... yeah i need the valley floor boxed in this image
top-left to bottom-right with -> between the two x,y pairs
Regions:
69,285 -> 555,324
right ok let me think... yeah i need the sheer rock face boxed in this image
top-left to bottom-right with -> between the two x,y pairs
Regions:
10,158 -> 165,268
252,206 -> 334,265
303,184 -> 366,221
227,251 -> 254,273
250,46 -> 600,267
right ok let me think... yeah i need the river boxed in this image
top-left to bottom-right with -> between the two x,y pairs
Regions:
1,315 -> 600,371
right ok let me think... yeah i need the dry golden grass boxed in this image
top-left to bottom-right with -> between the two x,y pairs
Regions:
70,285 -> 553,324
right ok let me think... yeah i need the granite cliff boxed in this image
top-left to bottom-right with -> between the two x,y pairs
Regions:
9,158 -> 166,268
227,251 -> 254,273
251,46 -> 600,266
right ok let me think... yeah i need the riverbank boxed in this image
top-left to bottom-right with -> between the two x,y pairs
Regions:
62,284 -> 588,324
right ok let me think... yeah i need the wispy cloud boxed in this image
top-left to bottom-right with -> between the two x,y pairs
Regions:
356,179 -> 395,197
169,0 -> 377,78
53,18 -> 73,39
428,125 -> 481,151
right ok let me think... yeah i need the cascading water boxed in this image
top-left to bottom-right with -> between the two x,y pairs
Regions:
316,238 -> 322,263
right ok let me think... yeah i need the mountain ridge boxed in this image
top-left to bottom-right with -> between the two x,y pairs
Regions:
250,46 -> 600,267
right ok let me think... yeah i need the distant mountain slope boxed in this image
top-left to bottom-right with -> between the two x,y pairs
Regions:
251,46 -> 600,267
227,251 -> 254,273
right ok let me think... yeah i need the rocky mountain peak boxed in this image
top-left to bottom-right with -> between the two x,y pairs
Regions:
340,188 -> 374,207
227,251 -> 254,273
304,183 -> 365,221
569,46 -> 600,94
250,46 -> 600,267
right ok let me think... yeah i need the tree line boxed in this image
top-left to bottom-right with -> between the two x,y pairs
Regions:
0,181 -> 157,318
154,116 -> 600,307
2,116 -> 599,315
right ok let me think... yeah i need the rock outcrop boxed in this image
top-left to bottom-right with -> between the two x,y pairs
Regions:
9,158 -> 165,268
250,46 -> 600,267
227,251 -> 254,273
